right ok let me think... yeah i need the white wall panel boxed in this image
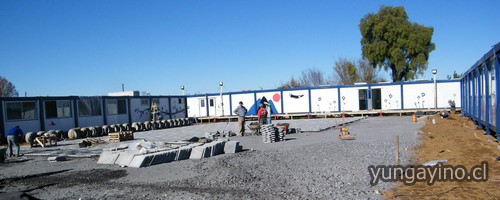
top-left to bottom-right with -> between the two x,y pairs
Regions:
403,83 -> 434,109
310,88 -> 339,112
230,93 -> 255,116
372,85 -> 402,110
255,91 -> 283,114
339,87 -> 367,112
131,98 -> 151,123
283,90 -> 309,113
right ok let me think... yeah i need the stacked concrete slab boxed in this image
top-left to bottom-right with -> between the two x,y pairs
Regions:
223,141 -> 240,154
98,140 -> 239,168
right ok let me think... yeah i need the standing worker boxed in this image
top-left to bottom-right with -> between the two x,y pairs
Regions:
234,101 -> 248,136
257,105 -> 267,124
264,101 -> 272,124
7,125 -> 23,157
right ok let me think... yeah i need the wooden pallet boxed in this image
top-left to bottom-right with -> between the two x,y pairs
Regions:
34,136 -> 58,148
108,131 -> 134,142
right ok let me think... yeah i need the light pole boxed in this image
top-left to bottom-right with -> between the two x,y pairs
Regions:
432,69 -> 437,109
180,85 -> 185,95
219,81 -> 224,116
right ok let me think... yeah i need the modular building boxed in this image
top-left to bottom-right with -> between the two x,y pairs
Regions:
461,42 -> 500,140
186,80 -> 461,117
0,95 -> 187,136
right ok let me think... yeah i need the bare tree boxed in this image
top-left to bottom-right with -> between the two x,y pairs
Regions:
299,68 -> 326,87
277,68 -> 327,89
331,58 -> 386,85
332,58 -> 358,85
357,59 -> 386,83
0,76 -> 18,97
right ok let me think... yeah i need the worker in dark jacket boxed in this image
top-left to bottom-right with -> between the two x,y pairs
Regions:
7,126 -> 23,157
258,105 -> 267,124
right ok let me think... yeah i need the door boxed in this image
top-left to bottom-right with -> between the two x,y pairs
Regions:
371,88 -> 382,109
199,98 -> 207,117
359,89 -> 367,110
208,98 -> 216,116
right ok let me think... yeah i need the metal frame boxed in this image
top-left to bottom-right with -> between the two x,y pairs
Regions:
461,42 -> 500,140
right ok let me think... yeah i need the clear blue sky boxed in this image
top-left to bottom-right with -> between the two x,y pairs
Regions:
1,0 -> 499,96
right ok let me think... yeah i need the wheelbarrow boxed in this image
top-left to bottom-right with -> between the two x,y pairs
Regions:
248,122 -> 261,136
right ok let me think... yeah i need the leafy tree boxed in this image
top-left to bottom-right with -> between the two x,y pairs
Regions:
360,6 -> 435,82
0,76 -> 18,97
447,70 -> 461,79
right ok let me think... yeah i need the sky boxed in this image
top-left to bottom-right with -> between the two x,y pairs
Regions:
0,0 -> 499,96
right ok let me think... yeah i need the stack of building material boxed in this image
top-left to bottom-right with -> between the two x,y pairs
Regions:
261,124 -> 285,143
261,124 -> 276,143
277,126 -> 285,142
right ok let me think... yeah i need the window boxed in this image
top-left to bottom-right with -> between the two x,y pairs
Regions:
178,98 -> 182,104
140,99 -> 149,106
6,101 -> 37,120
45,100 -> 71,118
107,99 -> 127,115
209,99 -> 214,107
78,99 -> 102,116
200,99 -> 205,107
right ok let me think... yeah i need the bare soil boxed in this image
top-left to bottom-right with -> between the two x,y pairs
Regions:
386,115 -> 500,200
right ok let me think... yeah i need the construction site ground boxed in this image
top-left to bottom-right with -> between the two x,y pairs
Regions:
386,115 -> 500,200
1,117 -> 423,199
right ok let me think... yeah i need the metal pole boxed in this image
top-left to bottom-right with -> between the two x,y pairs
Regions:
434,74 -> 437,109
220,85 -> 224,117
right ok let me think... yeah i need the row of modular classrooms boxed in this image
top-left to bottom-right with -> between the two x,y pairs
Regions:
186,80 -> 461,117
461,42 -> 500,139
0,95 -> 187,136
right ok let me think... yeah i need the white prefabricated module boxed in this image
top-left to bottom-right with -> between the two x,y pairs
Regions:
186,80 -> 461,117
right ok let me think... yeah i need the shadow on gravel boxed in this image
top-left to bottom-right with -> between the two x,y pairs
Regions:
0,159 -> 32,165
1,169 -> 127,189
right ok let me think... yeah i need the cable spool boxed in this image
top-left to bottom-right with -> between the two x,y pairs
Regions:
54,130 -> 63,140
161,120 -> 168,129
131,123 -> 140,131
68,128 -> 80,140
95,126 -> 102,137
144,121 -> 151,131
89,127 -> 98,137
80,128 -> 89,138
36,131 -> 45,136
122,123 -> 130,131
25,132 -> 34,144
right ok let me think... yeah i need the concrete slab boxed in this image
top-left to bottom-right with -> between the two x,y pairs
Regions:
128,154 -> 154,168
97,151 -> 120,164
224,141 -> 239,154
114,152 -> 136,166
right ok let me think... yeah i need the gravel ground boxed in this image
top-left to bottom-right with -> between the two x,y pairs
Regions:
17,117 -> 363,157
0,116 -> 423,199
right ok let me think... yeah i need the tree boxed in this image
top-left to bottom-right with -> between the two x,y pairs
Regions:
0,76 -> 18,97
277,68 -> 327,89
331,58 -> 386,85
447,70 -> 461,79
332,58 -> 358,85
360,6 -> 435,82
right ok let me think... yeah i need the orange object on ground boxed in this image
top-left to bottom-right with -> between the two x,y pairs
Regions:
412,114 -> 417,122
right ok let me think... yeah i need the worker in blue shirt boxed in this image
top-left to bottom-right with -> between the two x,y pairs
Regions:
7,126 -> 23,157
